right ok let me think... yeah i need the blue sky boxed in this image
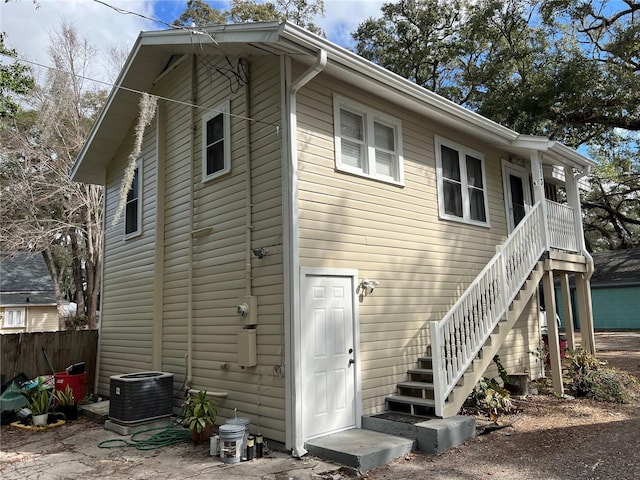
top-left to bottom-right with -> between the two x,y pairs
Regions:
1,0 -> 384,82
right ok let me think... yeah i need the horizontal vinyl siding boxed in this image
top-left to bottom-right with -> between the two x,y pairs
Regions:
153,55 -> 286,441
98,114 -> 159,395
296,74 -> 512,414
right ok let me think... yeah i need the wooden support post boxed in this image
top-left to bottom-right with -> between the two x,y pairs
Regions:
575,273 -> 596,354
542,270 -> 564,396
559,273 -> 575,351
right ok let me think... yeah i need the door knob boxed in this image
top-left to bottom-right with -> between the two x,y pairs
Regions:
348,358 -> 354,366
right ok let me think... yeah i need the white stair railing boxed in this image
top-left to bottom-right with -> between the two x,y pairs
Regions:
429,202 -> 546,417
546,200 -> 578,252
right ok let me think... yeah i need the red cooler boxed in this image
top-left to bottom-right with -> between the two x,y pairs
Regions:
54,372 -> 86,404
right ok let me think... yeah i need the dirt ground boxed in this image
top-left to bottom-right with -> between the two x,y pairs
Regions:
366,331 -> 640,480
1,332 -> 639,479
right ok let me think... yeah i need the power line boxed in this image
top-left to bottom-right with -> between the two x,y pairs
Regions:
5,54 -> 280,133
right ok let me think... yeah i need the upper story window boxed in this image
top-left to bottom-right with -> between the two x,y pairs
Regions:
125,159 -> 142,238
435,136 -> 489,227
333,95 -> 404,185
202,101 -> 231,182
3,308 -> 25,328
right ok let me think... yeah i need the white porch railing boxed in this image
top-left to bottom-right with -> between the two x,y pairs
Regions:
546,199 -> 579,252
429,202 -> 546,417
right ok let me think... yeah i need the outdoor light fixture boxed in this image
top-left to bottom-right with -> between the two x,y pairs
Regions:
252,247 -> 267,259
359,278 -> 380,296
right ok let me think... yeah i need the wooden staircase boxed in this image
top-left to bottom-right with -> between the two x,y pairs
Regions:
386,259 -> 546,418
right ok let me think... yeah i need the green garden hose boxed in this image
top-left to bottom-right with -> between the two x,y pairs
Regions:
98,420 -> 191,451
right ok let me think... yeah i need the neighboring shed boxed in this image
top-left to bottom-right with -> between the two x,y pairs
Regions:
557,249 -> 640,330
0,252 -> 60,333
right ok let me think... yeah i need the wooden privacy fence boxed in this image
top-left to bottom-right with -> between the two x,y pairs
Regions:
1,330 -> 97,401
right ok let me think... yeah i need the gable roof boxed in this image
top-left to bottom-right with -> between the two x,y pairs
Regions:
71,21 -> 595,185
590,249 -> 640,286
0,252 -> 57,305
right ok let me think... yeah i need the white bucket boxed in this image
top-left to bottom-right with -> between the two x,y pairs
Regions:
225,417 -> 250,451
218,424 -> 245,464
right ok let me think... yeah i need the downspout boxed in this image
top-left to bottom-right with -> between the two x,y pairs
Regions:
244,58 -> 253,297
152,103 -> 166,370
94,175 -> 107,395
186,54 -> 197,387
283,49 -> 327,458
573,167 -> 594,279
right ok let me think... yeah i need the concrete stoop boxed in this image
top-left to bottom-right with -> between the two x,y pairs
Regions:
362,413 -> 476,454
305,429 -> 414,473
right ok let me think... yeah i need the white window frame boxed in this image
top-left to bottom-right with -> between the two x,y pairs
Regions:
124,159 -> 143,239
201,100 -> 231,182
333,95 -> 404,185
3,308 -> 25,328
435,136 -> 490,227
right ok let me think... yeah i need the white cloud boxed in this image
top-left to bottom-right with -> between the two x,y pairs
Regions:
320,0 -> 384,47
1,0 -> 157,82
0,0 -> 385,83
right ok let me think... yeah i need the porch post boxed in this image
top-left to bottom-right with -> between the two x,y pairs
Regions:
559,273 -> 575,350
530,151 -> 549,249
575,273 -> 596,354
564,167 -> 584,253
542,270 -> 564,396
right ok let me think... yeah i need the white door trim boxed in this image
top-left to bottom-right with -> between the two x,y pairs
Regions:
298,268 -> 361,443
502,160 -> 532,232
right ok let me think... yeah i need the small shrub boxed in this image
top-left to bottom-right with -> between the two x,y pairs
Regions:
565,348 -> 639,403
465,377 -> 514,420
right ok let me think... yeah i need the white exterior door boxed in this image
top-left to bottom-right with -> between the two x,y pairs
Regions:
503,163 -> 532,232
301,274 -> 357,440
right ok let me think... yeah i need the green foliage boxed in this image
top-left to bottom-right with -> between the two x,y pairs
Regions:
182,391 -> 217,433
565,348 -> 639,403
466,377 -> 514,420
53,385 -> 75,406
0,32 -> 34,121
173,0 -> 326,35
21,380 -> 53,416
465,355 -> 513,419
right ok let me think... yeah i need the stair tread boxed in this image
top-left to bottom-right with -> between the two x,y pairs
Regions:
408,368 -> 433,374
397,381 -> 435,390
386,395 -> 436,407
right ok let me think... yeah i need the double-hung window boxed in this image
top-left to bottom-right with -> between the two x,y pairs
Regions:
125,159 -> 142,238
435,137 -> 489,226
3,308 -> 25,328
202,100 -> 231,182
334,95 -> 404,185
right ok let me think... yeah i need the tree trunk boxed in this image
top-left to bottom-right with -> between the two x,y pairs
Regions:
42,248 -> 67,330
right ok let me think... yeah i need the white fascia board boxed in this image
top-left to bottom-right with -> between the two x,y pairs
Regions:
279,23 -> 520,145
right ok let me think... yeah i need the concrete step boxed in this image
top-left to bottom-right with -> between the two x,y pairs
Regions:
363,412 -> 476,454
305,428 -> 413,473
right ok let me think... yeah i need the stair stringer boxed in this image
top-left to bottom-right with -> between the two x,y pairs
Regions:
441,261 -> 545,418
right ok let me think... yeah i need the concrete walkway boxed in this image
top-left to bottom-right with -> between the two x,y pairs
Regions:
0,417 -> 344,479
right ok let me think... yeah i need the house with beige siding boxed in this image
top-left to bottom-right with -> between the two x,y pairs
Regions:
0,253 -> 60,333
72,22 -> 596,456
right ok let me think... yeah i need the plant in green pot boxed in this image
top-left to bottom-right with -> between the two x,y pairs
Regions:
183,390 -> 216,445
54,385 -> 77,421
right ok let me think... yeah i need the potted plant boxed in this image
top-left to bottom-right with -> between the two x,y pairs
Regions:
28,388 -> 52,426
54,385 -> 77,421
183,390 -> 216,445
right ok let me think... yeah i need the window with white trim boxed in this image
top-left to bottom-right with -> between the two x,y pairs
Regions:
3,308 -> 25,328
202,101 -> 231,182
334,95 -> 404,184
125,159 -> 142,237
435,137 -> 489,226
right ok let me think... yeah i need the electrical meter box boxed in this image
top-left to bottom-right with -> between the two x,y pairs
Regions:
237,329 -> 257,367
